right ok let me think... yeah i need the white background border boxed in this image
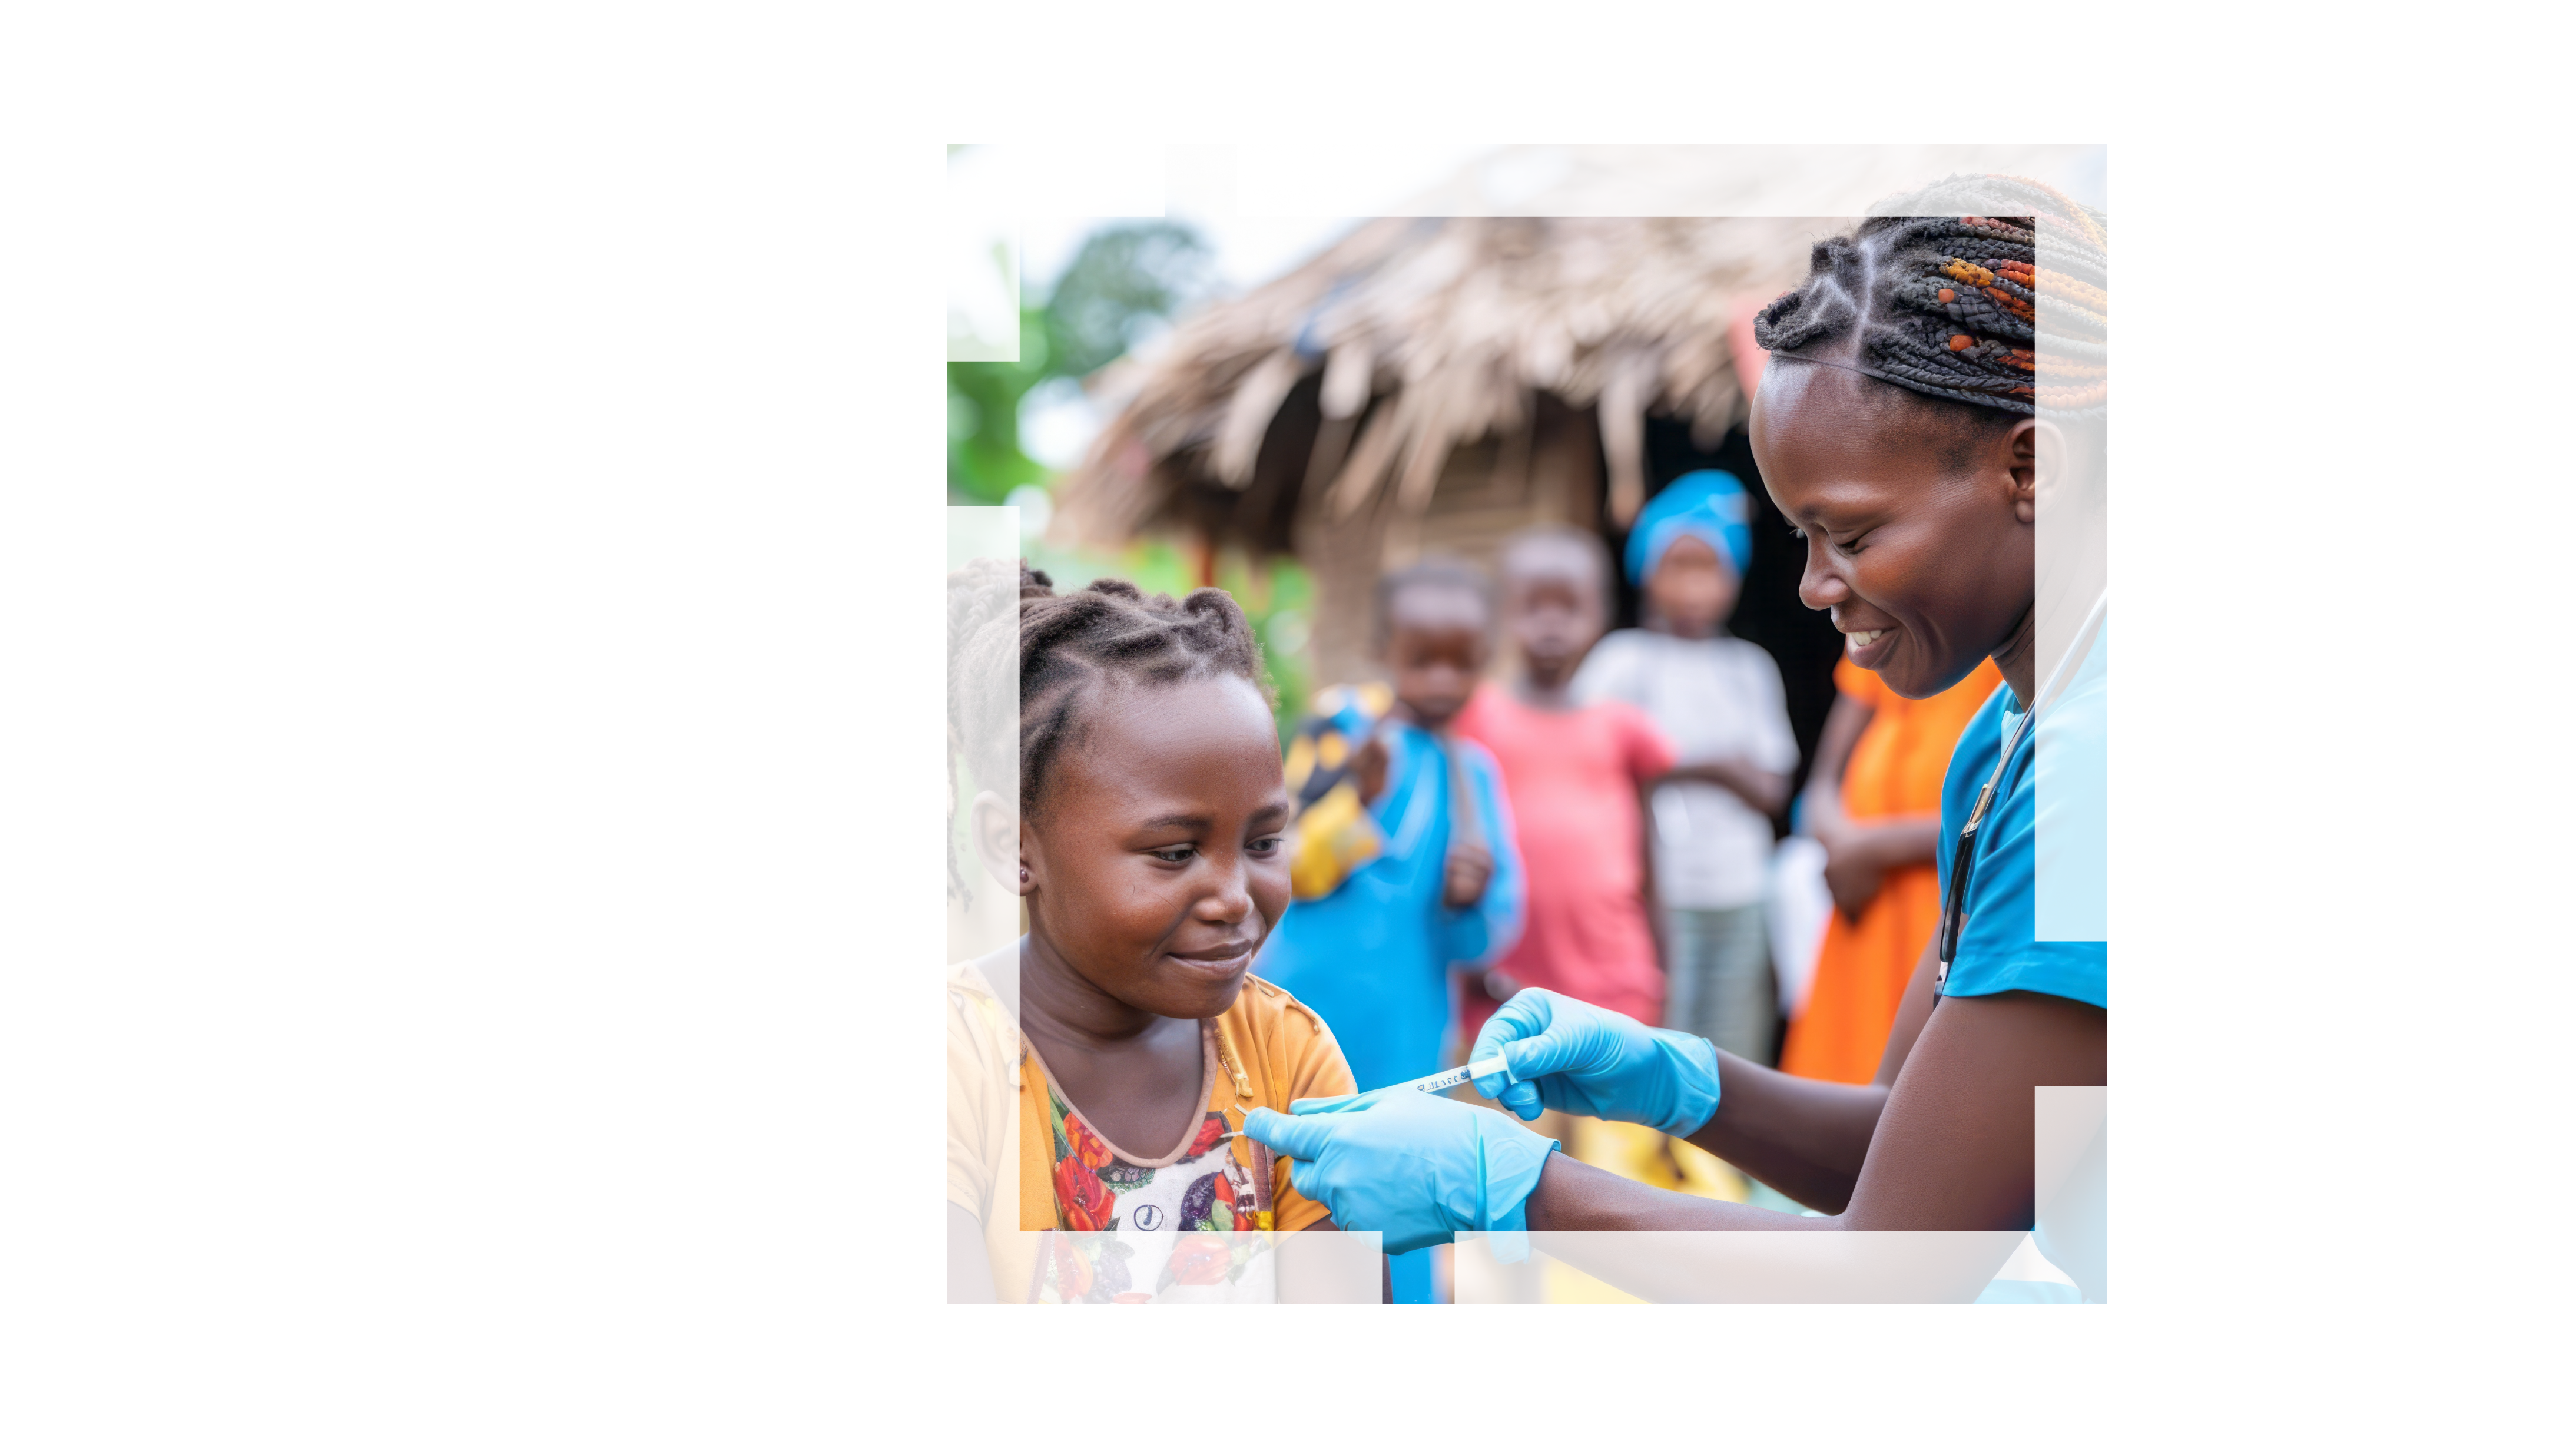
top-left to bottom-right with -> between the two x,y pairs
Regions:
3,4 -> 2558,1442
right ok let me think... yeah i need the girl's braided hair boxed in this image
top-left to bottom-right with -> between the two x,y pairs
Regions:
1755,174 -> 2108,422
947,559 -> 1273,900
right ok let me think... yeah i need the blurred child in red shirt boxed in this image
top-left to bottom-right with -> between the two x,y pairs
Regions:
1454,526 -> 1676,1042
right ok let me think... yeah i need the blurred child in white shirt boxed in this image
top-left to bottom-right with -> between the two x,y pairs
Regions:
1573,470 -> 1798,1065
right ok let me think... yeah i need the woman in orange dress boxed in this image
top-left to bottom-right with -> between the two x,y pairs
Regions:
1777,655 -> 2003,1084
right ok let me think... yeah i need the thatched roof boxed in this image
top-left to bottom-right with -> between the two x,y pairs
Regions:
1051,214 -> 1839,553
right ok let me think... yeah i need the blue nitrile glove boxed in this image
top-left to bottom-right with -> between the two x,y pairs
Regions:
1239,1085 -> 1560,1257
1468,988 -> 1722,1136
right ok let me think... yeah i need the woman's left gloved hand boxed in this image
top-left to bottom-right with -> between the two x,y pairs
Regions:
1468,988 -> 1721,1135
1241,1086 -> 1559,1257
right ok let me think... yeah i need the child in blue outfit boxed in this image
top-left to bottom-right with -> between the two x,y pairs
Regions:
1258,558 -> 1525,1092
1254,558 -> 1526,1303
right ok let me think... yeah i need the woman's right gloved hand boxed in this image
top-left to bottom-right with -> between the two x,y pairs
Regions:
1469,988 -> 1722,1136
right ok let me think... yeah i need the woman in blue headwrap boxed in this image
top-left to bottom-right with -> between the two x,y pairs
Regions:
1572,470 -> 1799,1066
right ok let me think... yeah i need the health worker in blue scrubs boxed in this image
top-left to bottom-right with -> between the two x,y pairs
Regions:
1244,194 -> 2113,1301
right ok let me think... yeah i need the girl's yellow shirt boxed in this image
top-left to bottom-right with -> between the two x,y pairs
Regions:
944,944 -> 1356,1299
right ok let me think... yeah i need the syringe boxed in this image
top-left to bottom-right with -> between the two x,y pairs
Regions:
1215,1055 -> 1519,1143
1397,1054 -> 1517,1096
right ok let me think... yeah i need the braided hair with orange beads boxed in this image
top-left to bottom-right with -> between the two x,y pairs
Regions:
1755,175 -> 2107,422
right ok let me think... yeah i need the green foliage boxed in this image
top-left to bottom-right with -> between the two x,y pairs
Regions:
946,221 -> 1211,506
1042,223 -> 1213,380
950,219 -> 1316,740
946,310 -> 1049,505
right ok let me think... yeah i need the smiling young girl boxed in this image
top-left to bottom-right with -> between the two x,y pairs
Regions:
945,564 -> 1366,1304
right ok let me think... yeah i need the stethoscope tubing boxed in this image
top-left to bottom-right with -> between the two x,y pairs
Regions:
1933,592 -> 2109,993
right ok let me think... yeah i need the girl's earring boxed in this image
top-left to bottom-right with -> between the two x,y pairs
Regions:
1019,867 -> 1030,884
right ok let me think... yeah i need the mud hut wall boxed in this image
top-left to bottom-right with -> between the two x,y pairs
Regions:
1296,397 -> 1602,691
1290,469 -> 1394,697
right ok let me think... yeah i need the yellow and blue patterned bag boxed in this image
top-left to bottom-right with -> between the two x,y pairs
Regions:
1281,682 -> 1393,900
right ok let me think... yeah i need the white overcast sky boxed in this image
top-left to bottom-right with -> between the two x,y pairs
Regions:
982,145 -> 1506,472
1011,145 -> 1500,298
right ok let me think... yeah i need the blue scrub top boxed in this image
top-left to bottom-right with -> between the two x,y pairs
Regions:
1935,631 -> 2109,1009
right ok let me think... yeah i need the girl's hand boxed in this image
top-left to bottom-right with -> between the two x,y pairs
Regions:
1481,966 -> 1524,1002
1442,840 -> 1493,909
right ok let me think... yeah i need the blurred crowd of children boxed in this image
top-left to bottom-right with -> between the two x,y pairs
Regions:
1254,470 -> 2003,1301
